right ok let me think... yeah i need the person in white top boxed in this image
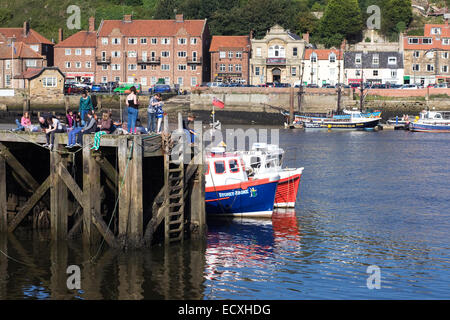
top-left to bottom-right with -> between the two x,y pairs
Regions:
44,116 -> 65,150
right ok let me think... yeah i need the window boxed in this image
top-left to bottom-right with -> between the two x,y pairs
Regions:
214,161 -> 226,174
219,51 -> 226,59
164,77 -> 170,85
311,52 -> 317,63
256,47 -> 261,57
443,52 -> 449,59
161,51 -> 170,57
101,38 -> 108,45
229,159 -> 239,173
177,51 -> 187,58
268,45 -> 285,58
86,61 -> 91,68
65,49 -> 71,55
64,61 -> 71,68
75,48 -> 81,55
115,76 -> 120,82
75,62 -> 81,68
102,76 -> 107,82
140,64 -> 147,70
408,38 -> 419,44
190,64 -> 197,71
178,64 -> 187,71
413,51 -> 420,58
42,77 -> 57,87
151,38 -> 157,44
422,38 -> 432,44
373,70 -> 378,76
141,77 -> 147,86
255,66 -> 260,76
356,70 -> 361,76
5,75 -> 10,87
85,49 -> 92,55
412,64 -> 420,71
391,70 -> 397,78
372,54 -> 379,65
228,64 -> 233,72
128,51 -> 137,57
235,64 -> 242,72
191,38 -> 198,45
151,77 -> 157,85
25,60 -> 37,67
112,38 -> 120,45
112,51 -> 120,57
191,77 -> 197,86
178,38 -> 187,45
355,54 -> 362,64
30,45 -> 39,52
228,51 -> 233,59
291,66 -> 297,76
388,57 -> 397,65
426,51 -> 434,59
219,64 -> 226,72
427,64 -> 434,72
5,60 -> 10,70
442,38 -> 450,45
236,51 -> 242,59
177,77 -> 183,85
112,64 -> 120,70
442,65 -> 448,73
128,64 -> 137,70
128,38 -> 137,45
127,76 -> 135,83
431,27 -> 441,35
161,38 -> 170,45
102,64 -> 108,70
191,51 -> 198,62
329,53 -> 336,63
293,47 -> 298,57
161,64 -> 170,71
140,38 -> 147,44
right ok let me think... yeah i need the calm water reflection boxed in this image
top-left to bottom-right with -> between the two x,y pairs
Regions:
0,130 -> 449,299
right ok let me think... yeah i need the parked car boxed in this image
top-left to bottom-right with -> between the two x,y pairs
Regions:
149,84 -> 171,94
306,84 -> 319,88
350,83 -> 360,88
401,84 -> 420,90
64,84 -> 82,95
435,83 -> 447,88
274,83 -> 291,88
207,82 -> 223,88
114,83 -> 141,94
91,84 -> 108,93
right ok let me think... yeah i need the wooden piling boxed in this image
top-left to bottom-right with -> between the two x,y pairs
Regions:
129,136 -> 143,246
50,143 -> 68,240
0,157 -> 6,233
118,136 -> 131,243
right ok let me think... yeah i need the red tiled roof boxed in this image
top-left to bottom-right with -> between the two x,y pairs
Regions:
210,36 -> 250,52
0,41 -> 44,59
304,48 -> 342,60
0,28 -> 53,45
14,68 -> 42,79
55,31 -> 97,48
424,23 -> 450,37
98,19 -> 207,37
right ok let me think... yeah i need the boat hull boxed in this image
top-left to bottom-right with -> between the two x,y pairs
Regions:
205,178 -> 278,217
274,169 -> 303,208
303,118 -> 380,129
410,122 -> 450,132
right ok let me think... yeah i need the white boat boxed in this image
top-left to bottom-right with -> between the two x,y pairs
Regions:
239,143 -> 304,208
409,110 -> 450,132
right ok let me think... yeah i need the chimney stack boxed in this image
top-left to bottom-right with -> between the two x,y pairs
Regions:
302,32 -> 309,43
89,16 -> 95,32
249,30 -> 253,40
123,14 -> 132,23
58,28 -> 64,43
176,14 -> 184,23
23,21 -> 30,37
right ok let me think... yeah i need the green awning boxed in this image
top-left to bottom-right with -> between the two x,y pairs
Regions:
404,76 -> 410,80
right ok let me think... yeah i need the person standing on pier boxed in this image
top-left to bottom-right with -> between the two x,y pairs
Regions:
126,86 -> 139,134
79,90 -> 93,126
183,113 -> 197,144
147,93 -> 161,133
156,98 -> 164,133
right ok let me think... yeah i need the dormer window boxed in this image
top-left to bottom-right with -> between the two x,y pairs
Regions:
329,53 -> 336,63
388,57 -> 397,65
372,54 -> 379,65
310,52 -> 317,63
355,54 -> 362,64
431,27 -> 441,35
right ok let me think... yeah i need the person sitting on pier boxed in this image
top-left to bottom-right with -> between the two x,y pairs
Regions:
91,112 -> 114,151
66,109 -> 77,131
66,113 -> 84,149
73,110 -> 97,147
44,115 -> 65,150
13,112 -> 32,132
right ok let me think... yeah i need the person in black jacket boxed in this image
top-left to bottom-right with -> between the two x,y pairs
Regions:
74,111 -> 97,147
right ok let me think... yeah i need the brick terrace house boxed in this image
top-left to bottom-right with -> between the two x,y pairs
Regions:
0,41 -> 46,88
303,48 -> 344,86
54,17 -> 97,83
0,22 -> 54,66
95,14 -> 210,89
209,35 -> 251,84
403,20 -> 450,85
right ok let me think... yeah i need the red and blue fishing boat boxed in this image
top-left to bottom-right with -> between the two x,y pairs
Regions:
205,147 -> 280,217
409,110 -> 450,132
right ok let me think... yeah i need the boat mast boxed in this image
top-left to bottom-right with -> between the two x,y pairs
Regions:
336,47 -> 342,114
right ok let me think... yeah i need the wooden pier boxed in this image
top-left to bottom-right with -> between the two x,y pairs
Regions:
0,115 -> 205,249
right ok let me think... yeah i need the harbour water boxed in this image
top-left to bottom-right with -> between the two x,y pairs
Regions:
0,128 -> 449,299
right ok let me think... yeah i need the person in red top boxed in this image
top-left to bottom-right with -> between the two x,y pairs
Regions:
13,112 -> 32,132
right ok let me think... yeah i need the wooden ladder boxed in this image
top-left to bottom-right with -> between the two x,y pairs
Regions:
164,156 -> 185,244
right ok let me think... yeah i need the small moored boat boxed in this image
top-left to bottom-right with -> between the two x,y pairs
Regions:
409,110 -> 450,132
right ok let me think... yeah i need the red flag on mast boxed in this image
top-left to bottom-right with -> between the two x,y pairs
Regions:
212,97 -> 225,109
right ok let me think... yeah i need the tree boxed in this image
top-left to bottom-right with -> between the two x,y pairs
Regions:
318,0 -> 363,47
381,0 -> 412,36
154,0 -> 180,19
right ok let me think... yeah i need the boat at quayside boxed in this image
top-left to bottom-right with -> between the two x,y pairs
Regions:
239,143 -> 303,208
205,147 -> 280,217
409,110 -> 450,132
